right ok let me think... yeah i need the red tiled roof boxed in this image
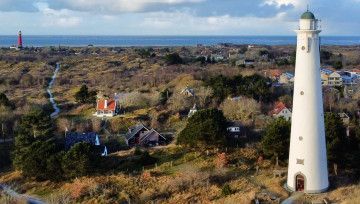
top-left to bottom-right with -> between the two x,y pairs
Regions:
270,101 -> 288,115
97,99 -> 116,111
269,69 -> 282,78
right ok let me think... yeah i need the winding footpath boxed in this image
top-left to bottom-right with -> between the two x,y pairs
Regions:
0,63 -> 61,204
0,184 -> 44,204
47,62 -> 61,118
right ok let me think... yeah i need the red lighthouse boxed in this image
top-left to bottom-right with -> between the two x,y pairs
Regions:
17,31 -> 23,49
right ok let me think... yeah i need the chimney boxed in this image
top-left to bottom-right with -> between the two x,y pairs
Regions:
104,99 -> 108,109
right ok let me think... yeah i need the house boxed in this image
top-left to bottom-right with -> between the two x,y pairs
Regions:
270,102 -> 292,121
338,112 -> 350,126
338,71 -> 358,85
279,72 -> 295,84
181,87 -> 195,97
243,59 -> 255,66
226,122 -> 245,141
125,124 -> 166,147
188,104 -> 198,118
328,72 -> 342,86
65,132 -> 108,156
94,98 -> 119,117
320,68 -> 333,86
227,126 -> 241,139
268,69 -> 283,80
211,54 -> 225,62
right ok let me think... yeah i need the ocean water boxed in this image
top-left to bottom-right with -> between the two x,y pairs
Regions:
1,35 -> 360,47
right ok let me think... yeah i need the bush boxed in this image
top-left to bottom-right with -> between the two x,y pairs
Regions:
164,53 -> 183,65
221,184 -> 232,196
177,109 -> 227,147
0,92 -> 14,109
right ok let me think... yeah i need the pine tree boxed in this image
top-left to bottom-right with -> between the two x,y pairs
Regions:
75,85 -> 96,104
324,112 -> 347,165
13,108 -> 57,180
261,117 -> 291,160
177,109 -> 227,147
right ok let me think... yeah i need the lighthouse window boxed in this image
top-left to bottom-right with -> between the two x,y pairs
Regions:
300,91 -> 304,95
299,136 -> 303,141
296,159 -> 304,165
301,46 -> 306,50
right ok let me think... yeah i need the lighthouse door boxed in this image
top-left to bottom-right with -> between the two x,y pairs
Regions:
295,174 -> 305,191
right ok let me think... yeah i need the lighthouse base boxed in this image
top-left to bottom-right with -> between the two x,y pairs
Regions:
284,184 -> 328,194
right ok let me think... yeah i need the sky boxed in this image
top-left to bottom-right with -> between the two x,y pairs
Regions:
0,0 -> 359,35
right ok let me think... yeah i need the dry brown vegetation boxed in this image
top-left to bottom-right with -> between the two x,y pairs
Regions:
1,45 -> 359,203
1,145 -> 359,203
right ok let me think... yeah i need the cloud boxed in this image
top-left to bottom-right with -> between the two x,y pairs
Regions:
34,2 -> 81,27
50,0 -> 205,13
140,10 -> 295,35
262,0 -> 300,8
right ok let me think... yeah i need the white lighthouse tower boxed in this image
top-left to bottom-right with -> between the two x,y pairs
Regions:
286,10 -> 329,193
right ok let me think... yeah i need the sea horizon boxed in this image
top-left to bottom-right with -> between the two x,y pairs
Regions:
1,35 -> 360,47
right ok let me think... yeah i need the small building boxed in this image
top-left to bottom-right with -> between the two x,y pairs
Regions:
65,132 -> 107,156
328,72 -> 342,86
321,69 -> 331,85
125,124 -> 166,147
188,104 -> 198,118
181,87 -> 195,97
279,72 -> 295,84
338,112 -> 350,126
268,69 -> 283,80
270,102 -> 292,121
94,98 -> 119,117
243,59 -> 255,66
227,126 -> 241,139
211,54 -> 225,62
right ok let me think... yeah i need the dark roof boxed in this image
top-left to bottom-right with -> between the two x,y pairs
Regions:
65,132 -> 99,149
139,129 -> 166,143
125,124 -> 149,140
301,11 -> 315,20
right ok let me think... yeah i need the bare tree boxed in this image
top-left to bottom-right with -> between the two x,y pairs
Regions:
220,97 -> 261,124
196,86 -> 213,108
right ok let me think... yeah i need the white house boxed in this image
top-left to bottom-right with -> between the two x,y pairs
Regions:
328,72 -> 343,86
279,72 -> 295,84
188,104 -> 198,118
94,98 -> 118,117
181,87 -> 195,97
270,102 -> 292,121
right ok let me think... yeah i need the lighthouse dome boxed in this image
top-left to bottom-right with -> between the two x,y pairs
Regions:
301,11 -> 315,19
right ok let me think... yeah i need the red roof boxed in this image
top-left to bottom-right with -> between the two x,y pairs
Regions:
97,99 -> 116,111
270,102 -> 288,115
269,69 -> 282,78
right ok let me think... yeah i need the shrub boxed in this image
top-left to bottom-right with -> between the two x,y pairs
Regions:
164,53 -> 183,65
0,92 -> 15,109
221,184 -> 232,196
